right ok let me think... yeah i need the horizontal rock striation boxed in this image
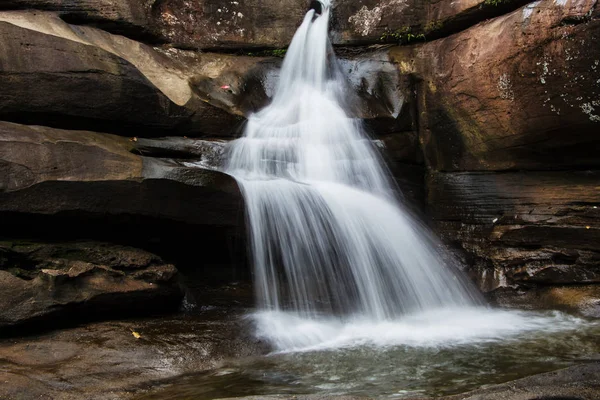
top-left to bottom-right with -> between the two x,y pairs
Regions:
0,121 -> 242,227
396,0 -> 600,309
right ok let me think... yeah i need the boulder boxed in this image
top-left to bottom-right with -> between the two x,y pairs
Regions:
0,12 -> 247,137
0,240 -> 182,331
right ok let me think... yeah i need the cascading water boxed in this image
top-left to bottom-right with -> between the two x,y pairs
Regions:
223,1 -> 593,352
227,1 -> 479,317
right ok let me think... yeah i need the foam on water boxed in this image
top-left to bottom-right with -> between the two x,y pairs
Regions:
251,307 -> 591,352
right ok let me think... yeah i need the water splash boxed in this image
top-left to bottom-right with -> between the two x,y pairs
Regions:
224,1 -> 503,350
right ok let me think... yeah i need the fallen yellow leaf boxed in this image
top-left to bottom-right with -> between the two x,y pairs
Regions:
131,331 -> 141,339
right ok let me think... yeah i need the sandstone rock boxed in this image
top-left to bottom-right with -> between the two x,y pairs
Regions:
0,0 -> 157,41
427,171 -> 600,292
0,11 -> 407,138
389,0 -> 600,300
489,285 -> 600,317
408,0 -> 600,171
0,13 -> 246,137
133,136 -> 227,166
332,0 -> 423,45
0,300 -> 265,399
0,121 -> 243,228
0,241 -> 182,330
423,1 -> 533,38
0,0 -> 535,50
336,0 -> 535,46
151,0 -> 306,50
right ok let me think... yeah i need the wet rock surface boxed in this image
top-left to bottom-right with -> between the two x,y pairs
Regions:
0,286 -> 264,400
489,285 -> 600,317
0,1 -> 599,399
134,359 -> 600,400
441,360 -> 600,400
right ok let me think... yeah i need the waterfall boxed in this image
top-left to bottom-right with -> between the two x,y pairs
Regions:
225,0 -> 481,347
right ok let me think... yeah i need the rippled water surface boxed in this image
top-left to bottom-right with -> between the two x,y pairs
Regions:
138,308 -> 600,400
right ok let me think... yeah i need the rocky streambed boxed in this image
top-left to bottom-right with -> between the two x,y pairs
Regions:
2,297 -> 600,400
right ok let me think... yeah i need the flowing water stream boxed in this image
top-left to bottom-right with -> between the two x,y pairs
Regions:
155,1 -> 600,397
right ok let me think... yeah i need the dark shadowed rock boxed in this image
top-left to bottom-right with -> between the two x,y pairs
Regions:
0,20 -> 194,137
133,136 -> 227,166
0,241 -> 182,331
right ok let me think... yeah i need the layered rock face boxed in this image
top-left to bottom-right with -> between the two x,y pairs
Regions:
0,0 -> 598,324
0,241 -> 182,331
0,2 -> 412,329
407,0 -> 600,310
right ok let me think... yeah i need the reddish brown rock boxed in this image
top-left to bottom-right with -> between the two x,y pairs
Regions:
0,14 -> 248,137
0,0 -> 534,49
489,285 -> 600,317
408,0 -> 600,171
0,121 -> 242,228
151,0 -> 306,49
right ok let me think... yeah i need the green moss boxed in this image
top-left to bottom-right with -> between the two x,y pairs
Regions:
484,0 -> 510,6
380,27 -> 426,45
424,20 -> 444,33
246,48 -> 287,58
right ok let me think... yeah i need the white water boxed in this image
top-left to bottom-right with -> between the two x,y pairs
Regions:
224,1 -> 583,351
252,308 -> 590,352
